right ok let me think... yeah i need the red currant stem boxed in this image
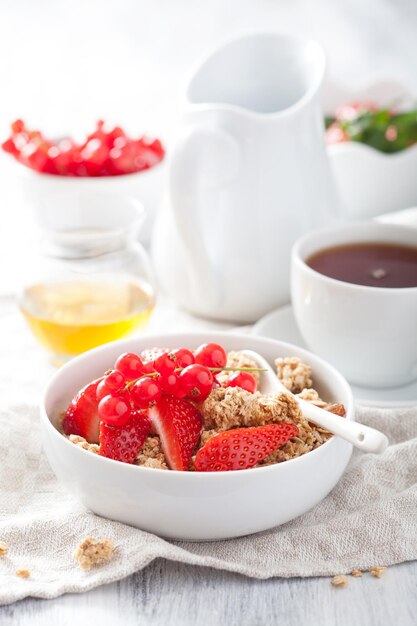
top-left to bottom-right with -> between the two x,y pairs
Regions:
173,366 -> 266,374
209,366 -> 267,373
123,372 -> 159,391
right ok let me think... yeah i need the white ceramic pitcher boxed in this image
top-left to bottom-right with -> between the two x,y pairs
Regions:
152,33 -> 340,322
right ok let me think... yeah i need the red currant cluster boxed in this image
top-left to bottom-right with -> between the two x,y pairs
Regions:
2,119 -> 165,176
96,343 -> 258,428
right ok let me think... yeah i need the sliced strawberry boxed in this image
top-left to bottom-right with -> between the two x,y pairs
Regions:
63,378 -> 103,443
99,410 -> 150,464
148,396 -> 202,471
194,423 -> 299,472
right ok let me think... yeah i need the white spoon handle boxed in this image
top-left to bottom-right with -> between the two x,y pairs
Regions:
242,349 -> 388,454
297,398 -> 388,454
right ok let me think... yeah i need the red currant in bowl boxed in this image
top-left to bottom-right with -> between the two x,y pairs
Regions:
179,364 -> 214,401
172,348 -> 195,368
98,393 -> 132,427
1,119 -> 165,177
153,352 -> 177,375
115,353 -> 144,381
96,370 -> 126,402
159,372 -> 181,396
194,343 -> 227,369
226,371 -> 257,394
130,376 -> 162,409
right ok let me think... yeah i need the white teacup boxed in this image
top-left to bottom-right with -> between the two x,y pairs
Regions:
291,222 -> 417,389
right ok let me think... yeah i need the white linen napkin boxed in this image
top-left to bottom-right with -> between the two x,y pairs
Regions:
1,401 -> 416,605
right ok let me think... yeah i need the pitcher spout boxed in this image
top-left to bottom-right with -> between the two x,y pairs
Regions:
184,32 -> 326,117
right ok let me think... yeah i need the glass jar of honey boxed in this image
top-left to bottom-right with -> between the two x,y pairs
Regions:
19,191 -> 155,361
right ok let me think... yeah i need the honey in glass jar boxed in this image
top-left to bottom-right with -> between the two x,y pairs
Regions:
19,192 -> 155,360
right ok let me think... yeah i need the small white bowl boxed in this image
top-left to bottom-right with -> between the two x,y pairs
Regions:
323,78 -> 417,219
18,160 -> 165,244
41,332 -> 354,541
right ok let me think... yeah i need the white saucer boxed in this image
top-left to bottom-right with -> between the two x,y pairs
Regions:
252,304 -> 417,408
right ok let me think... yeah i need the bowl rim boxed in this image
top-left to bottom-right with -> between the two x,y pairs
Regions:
326,140 -> 417,160
40,331 -> 355,479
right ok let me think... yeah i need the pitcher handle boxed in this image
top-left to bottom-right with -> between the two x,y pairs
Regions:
169,124 -> 241,308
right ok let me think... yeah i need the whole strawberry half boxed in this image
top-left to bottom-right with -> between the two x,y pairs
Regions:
148,396 -> 202,471
194,423 -> 299,472
99,410 -> 151,464
62,378 -> 103,443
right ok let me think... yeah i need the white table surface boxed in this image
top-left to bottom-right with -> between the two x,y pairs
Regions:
1,0 -> 417,623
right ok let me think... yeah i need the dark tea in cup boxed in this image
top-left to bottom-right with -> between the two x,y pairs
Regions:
307,242 -> 417,288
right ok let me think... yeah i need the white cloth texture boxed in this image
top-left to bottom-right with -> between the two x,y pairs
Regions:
1,401 -> 416,606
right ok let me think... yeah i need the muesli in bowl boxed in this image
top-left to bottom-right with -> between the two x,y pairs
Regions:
41,332 -> 354,540
61,343 -> 346,473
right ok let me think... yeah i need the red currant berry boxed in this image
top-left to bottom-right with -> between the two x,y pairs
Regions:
98,393 -> 132,427
105,369 -> 125,390
172,348 -> 195,369
226,372 -> 257,394
194,343 -> 227,369
153,352 -> 176,375
96,370 -> 126,402
115,352 -> 144,381
160,372 -> 180,396
142,360 -> 156,374
179,364 -> 214,401
130,377 -> 162,409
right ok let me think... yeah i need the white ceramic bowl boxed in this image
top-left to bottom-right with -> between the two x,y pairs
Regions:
323,78 -> 417,219
41,332 -> 354,541
18,160 -> 165,244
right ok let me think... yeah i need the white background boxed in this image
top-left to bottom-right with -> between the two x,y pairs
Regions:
1,0 -> 417,294
1,0 -> 417,138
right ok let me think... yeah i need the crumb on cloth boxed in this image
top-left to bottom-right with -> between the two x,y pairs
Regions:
75,537 -> 114,570
0,541 -> 8,557
351,568 -> 363,577
370,566 -> 387,578
331,575 -> 348,588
